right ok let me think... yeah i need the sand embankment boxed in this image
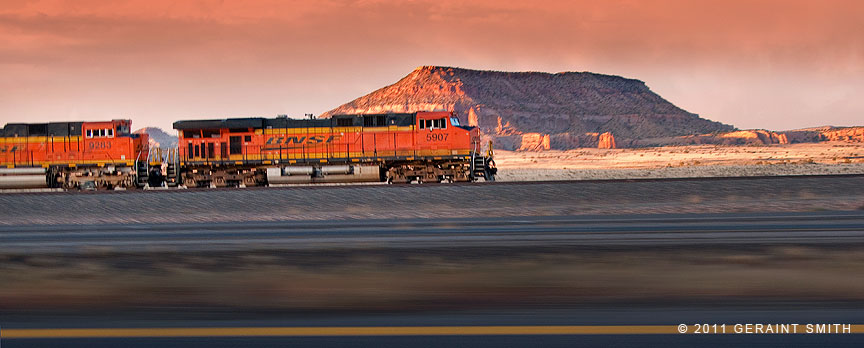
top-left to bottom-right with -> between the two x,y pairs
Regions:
494,142 -> 864,181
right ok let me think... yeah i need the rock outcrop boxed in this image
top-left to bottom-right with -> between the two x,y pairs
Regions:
782,127 -> 864,143
321,66 -> 734,150
819,127 -> 864,142
517,133 -> 551,151
598,132 -> 617,149
634,129 -> 789,147
632,127 -> 864,147
718,130 -> 789,145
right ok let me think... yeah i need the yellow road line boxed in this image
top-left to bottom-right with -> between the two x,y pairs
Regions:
1,326 -> 674,338
4,325 -> 863,338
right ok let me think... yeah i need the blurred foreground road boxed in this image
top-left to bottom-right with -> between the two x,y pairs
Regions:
2,210 -> 864,347
0,211 -> 863,253
2,307 -> 864,347
2,176 -> 864,347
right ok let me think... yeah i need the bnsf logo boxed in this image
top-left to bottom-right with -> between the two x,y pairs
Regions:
264,135 -> 342,149
0,146 -> 19,153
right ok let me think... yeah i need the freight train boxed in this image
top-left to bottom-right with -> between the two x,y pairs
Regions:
0,111 -> 495,189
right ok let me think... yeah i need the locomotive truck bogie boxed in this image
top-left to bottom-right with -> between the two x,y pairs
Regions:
58,166 -> 136,190
385,161 -> 472,184
181,166 -> 264,188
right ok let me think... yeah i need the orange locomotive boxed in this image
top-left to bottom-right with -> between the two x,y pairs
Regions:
0,119 -> 151,189
172,111 -> 495,187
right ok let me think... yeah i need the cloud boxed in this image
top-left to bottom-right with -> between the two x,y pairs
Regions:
2,0 -> 861,69
0,0 -> 862,130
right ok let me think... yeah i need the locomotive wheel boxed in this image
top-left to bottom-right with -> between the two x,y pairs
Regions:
62,180 -> 77,190
183,177 -> 197,187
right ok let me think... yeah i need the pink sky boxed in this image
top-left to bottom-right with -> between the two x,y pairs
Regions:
1,0 -> 862,132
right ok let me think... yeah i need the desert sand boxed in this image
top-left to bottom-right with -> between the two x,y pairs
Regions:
494,142 -> 864,181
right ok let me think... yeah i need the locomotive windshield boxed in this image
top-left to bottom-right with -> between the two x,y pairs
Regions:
450,117 -> 460,126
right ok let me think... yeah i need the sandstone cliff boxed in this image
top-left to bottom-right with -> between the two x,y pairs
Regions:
598,132 -> 617,149
321,66 -> 734,150
517,133 -> 551,151
634,127 -> 864,147
804,127 -> 864,142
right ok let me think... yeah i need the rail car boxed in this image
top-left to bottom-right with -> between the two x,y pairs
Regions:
0,119 -> 151,189
171,111 -> 496,187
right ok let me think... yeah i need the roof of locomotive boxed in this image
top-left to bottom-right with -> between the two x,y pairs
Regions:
0,122 -> 84,137
173,117 -> 268,130
1,119 -> 133,137
173,113 -> 420,130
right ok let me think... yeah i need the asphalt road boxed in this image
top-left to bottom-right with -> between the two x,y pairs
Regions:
2,210 -> 863,346
0,210 -> 862,254
3,307 -> 863,347
2,176 -> 863,346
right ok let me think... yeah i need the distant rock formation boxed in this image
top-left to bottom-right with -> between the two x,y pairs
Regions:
632,127 -> 864,147
598,132 -> 617,149
634,129 -> 788,147
321,66 -> 734,150
718,130 -> 788,145
134,127 -> 177,148
818,127 -> 864,142
517,133 -> 551,151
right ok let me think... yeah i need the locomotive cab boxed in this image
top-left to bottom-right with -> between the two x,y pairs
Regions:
413,111 -> 493,182
416,112 -> 452,154
415,112 -> 478,155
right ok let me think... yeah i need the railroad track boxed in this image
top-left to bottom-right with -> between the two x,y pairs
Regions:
2,173 -> 864,195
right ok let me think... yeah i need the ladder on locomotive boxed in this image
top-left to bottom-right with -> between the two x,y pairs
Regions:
472,154 -> 486,176
134,147 -> 179,188
164,148 -> 179,187
470,140 -> 493,181
134,149 -> 150,187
